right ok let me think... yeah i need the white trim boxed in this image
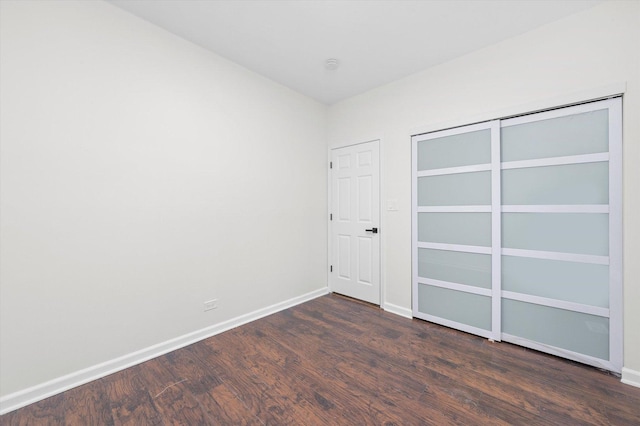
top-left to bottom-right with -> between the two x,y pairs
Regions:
501,205 -> 609,214
501,291 -> 609,317
417,242 -> 491,255
328,136 -> 382,150
0,287 -> 329,415
416,163 -> 491,177
412,120 -> 494,141
490,120 -> 501,341
412,133 -> 419,315
501,153 -> 608,170
501,333 -> 619,373
608,97 -> 623,373
501,248 -> 609,265
383,302 -> 413,319
500,98 -> 616,127
418,205 -> 491,213
327,145 -> 332,291
621,368 -> 640,388
410,82 -> 626,136
379,137 -> 386,312
414,311 -> 494,340
418,278 -> 491,297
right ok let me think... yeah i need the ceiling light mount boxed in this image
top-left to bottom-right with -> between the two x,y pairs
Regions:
325,58 -> 340,71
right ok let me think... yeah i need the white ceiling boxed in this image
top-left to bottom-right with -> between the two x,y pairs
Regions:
108,0 -> 603,105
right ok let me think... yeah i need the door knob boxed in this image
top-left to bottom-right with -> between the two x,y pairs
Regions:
365,227 -> 378,234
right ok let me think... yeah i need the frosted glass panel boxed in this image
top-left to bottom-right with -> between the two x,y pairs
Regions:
502,109 -> 608,162
418,213 -> 491,246
418,171 -> 491,206
502,299 -> 609,360
419,284 -> 491,330
502,256 -> 609,307
417,129 -> 490,170
502,213 -> 608,256
419,248 -> 491,289
502,162 -> 609,205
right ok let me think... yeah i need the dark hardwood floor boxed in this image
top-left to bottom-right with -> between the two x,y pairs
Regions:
2,293 -> 640,425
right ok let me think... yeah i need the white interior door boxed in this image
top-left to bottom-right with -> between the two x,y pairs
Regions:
330,140 -> 380,305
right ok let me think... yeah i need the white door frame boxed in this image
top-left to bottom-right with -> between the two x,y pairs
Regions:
328,138 -> 383,306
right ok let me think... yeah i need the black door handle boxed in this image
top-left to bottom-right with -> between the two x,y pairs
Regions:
365,228 -> 378,234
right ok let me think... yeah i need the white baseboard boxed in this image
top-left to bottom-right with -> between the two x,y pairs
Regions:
0,287 -> 329,415
383,302 -> 412,319
621,367 -> 640,388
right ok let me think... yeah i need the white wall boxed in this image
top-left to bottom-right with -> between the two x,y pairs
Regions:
0,0 -> 327,400
328,1 -> 640,376
2,0 -> 639,411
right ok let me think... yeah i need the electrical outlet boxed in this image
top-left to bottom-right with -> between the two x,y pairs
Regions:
204,299 -> 218,311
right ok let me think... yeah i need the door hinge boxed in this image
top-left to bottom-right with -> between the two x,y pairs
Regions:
330,213 -> 332,221
330,265 -> 333,272
330,161 -> 333,169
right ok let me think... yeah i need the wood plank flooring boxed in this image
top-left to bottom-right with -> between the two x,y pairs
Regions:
2,293 -> 640,425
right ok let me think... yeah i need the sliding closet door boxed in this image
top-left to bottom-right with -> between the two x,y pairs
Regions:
500,98 -> 622,372
412,121 -> 501,340
411,97 -> 622,373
